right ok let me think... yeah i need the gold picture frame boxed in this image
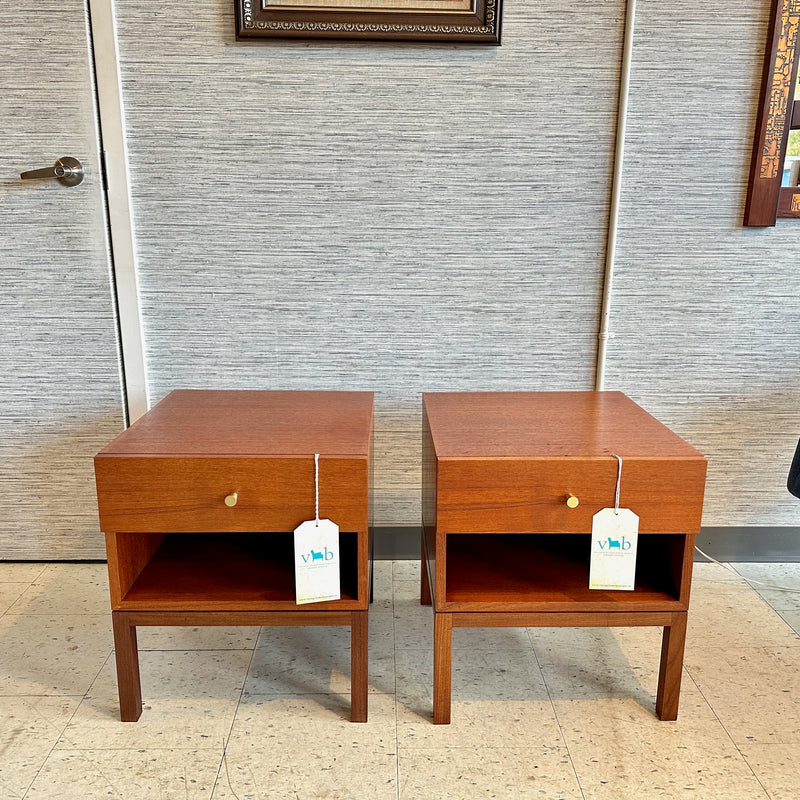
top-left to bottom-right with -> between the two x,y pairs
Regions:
236,0 -> 501,43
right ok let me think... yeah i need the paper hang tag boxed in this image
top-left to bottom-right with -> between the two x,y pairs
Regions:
589,508 -> 639,591
294,518 -> 341,605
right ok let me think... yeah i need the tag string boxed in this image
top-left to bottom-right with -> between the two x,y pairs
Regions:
314,453 -> 320,526
613,454 -> 623,515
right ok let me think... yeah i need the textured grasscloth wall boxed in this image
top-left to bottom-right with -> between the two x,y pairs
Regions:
607,0 -> 800,526
0,1 -> 125,559
116,0 -> 624,525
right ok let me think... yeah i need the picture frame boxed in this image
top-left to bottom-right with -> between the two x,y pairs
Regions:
236,0 -> 501,44
744,0 -> 800,226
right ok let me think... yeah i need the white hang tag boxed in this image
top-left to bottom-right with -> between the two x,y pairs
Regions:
293,454 -> 340,605
589,508 -> 639,591
294,518 -> 340,604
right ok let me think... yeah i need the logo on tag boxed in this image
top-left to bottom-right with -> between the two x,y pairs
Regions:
589,508 -> 639,591
301,547 -> 336,563
596,536 -> 633,551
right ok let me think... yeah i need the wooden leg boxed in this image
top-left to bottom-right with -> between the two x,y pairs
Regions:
111,612 -> 142,722
350,610 -> 369,722
433,613 -> 452,724
656,612 -> 688,721
420,538 -> 432,606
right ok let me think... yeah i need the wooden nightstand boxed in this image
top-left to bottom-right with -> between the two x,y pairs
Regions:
421,391 -> 707,724
95,390 -> 373,722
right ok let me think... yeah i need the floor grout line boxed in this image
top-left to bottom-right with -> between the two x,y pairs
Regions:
391,570 -> 401,800
209,628 -> 259,800
527,628 -> 587,800
20,648 -> 116,800
682,668 -> 774,799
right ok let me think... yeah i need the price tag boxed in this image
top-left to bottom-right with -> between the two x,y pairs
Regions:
589,507 -> 639,591
294,518 -> 340,604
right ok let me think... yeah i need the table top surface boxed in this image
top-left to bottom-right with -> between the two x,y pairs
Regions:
423,391 -> 704,460
98,390 -> 374,457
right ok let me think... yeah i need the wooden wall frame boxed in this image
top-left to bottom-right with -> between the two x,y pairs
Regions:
236,0 -> 502,43
745,0 -> 800,226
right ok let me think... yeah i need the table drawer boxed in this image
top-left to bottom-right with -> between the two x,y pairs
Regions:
435,457 -> 706,534
95,456 -> 368,533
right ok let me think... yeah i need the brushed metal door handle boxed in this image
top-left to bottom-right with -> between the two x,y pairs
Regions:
20,156 -> 84,187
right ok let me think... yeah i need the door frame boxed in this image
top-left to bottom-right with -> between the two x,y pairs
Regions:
88,0 -> 149,422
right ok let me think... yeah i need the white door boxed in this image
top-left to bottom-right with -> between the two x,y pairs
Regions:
1,0 -> 128,559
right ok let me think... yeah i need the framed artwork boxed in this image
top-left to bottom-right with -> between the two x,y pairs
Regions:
236,0 -> 501,43
745,0 -> 800,226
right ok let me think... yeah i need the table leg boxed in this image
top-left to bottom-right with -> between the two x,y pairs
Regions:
433,612 -> 453,724
420,537 -> 431,606
112,611 -> 142,722
350,610 -> 369,722
656,612 -> 688,721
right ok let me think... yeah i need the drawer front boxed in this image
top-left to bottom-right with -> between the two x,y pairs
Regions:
436,457 -> 706,534
95,456 -> 369,533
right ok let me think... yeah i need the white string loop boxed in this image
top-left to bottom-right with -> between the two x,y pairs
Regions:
314,453 -> 320,526
613,454 -> 623,515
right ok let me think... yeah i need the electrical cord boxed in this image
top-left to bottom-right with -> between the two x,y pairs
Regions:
695,546 -> 800,594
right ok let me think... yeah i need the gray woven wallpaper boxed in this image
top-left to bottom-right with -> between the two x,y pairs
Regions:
115,0 -> 800,531
116,0 -> 623,526
607,0 -> 800,526
3,0 -> 796,560
0,1 -> 126,559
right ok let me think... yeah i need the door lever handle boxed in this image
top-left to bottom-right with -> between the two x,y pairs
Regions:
21,157 -> 84,187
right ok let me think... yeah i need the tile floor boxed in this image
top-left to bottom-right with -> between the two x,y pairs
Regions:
1,559 -> 800,799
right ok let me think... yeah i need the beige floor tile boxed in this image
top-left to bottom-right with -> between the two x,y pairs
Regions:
0,695 -> 81,799
739,742 -> 800,800
555,693 -> 770,800
60,650 -> 251,749
532,626 -> 664,701
372,559 -> 394,597
213,749 -> 397,800
691,561 -> 743,582
395,648 -> 562,748
0,614 -> 113,695
213,694 -> 397,800
777,608 -> 800,635
136,625 -> 260,651
0,563 -> 47,583
229,691 -> 396,743
686,580 -> 799,649
245,623 -> 395,696
0,583 -> 29,616
4,559 -> 800,800
451,625 -> 534,653
734,563 -> 800,611
26,745 -> 221,800
399,746 -> 582,800
393,583 -> 432,651
8,563 -> 110,615
685,645 -> 800,745
392,560 -> 420,581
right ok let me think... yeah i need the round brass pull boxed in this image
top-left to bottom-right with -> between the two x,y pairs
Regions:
566,494 -> 579,509
224,492 -> 238,507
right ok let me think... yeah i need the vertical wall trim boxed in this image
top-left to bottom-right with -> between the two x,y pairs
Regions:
595,0 -> 636,391
87,0 -> 149,422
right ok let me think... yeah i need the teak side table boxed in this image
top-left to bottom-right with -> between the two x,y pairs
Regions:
95,389 -> 374,723
421,391 -> 707,724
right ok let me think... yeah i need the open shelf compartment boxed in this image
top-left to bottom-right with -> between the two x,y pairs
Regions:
115,531 -> 359,610
443,533 -> 687,611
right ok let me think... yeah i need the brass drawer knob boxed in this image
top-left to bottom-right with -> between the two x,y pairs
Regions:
566,494 -> 579,509
224,492 -> 238,507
